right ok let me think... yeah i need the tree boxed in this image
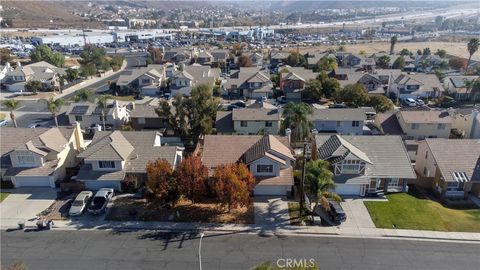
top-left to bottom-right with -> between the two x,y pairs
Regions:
303,79 -> 323,101
0,48 -> 12,65
237,55 -> 253,67
392,56 -> 406,70
368,95 -> 394,113
467,38 -> 479,70
147,47 -> 163,64
97,95 -> 109,131
389,36 -> 398,55
30,45 -> 64,67
109,55 -> 124,71
422,47 -> 431,56
212,163 -> 255,212
286,51 -> 306,67
314,57 -> 337,72
145,159 -> 174,203
376,55 -> 391,69
435,49 -> 447,58
281,102 -> 313,142
399,48 -> 410,56
176,155 -> 209,204
80,63 -> 96,77
40,97 -> 64,127
335,83 -> 370,107
304,160 -> 334,209
66,68 -> 80,81
2,99 -> 20,128
74,88 -> 94,102
449,57 -> 467,70
24,80 -> 43,93
80,45 -> 110,75
416,49 -> 422,55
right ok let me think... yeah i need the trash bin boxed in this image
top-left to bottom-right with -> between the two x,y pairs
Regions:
17,219 -> 25,230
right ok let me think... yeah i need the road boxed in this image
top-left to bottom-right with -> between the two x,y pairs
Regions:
2,230 -> 479,270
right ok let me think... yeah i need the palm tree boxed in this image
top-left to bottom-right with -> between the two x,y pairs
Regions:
74,88 -> 94,103
97,95 -> 109,131
304,159 -> 335,209
466,38 -> 479,70
281,102 -> 313,143
390,36 -> 398,55
40,97 -> 64,127
2,99 -> 20,128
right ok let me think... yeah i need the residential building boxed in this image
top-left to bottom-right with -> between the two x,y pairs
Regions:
0,125 -> 84,188
244,52 -> 264,67
315,134 -> 416,196
211,49 -> 230,68
116,65 -> 166,96
279,66 -> 318,100
0,62 -> 12,82
444,76 -> 479,101
389,73 -> 444,99
310,108 -> 367,135
2,61 -> 66,92
163,48 -> 192,63
269,51 -> 288,67
200,134 -> 295,196
130,104 -> 169,132
449,109 -> 480,139
195,51 -> 213,65
65,101 -> 130,130
170,65 -> 220,96
223,67 -> 272,99
75,130 -> 183,191
415,139 -> 480,198
396,110 -> 453,140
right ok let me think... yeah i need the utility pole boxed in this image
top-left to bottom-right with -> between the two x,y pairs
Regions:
82,25 -> 87,48
198,232 -> 205,270
299,143 -> 311,224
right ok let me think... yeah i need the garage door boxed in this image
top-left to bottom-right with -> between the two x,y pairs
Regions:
334,184 -> 361,196
254,185 -> 288,196
14,176 -> 53,188
83,180 -> 121,191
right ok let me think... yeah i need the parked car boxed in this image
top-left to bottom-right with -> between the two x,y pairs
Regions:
27,123 -> 43,128
69,191 -> 93,216
87,188 -> 114,215
0,119 -> 8,127
403,98 -> 417,107
329,103 -> 347,109
416,99 -> 425,106
327,200 -> 347,223
231,101 -> 246,108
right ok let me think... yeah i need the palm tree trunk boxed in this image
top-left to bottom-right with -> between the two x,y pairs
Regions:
102,110 -> 106,131
466,54 -> 472,70
53,113 -> 59,127
10,112 -> 17,128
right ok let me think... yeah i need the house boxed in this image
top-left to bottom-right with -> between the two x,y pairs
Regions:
195,51 -> 213,65
170,65 -> 220,96
129,104 -> 169,132
305,52 -> 333,70
65,101 -> 130,130
337,72 -> 385,95
270,51 -> 288,67
0,62 -> 12,82
75,130 -> 183,191
211,49 -> 230,68
315,134 -> 416,196
116,65 -> 166,96
389,73 -> 444,99
449,109 -> 480,139
444,76 -> 479,101
163,48 -> 192,63
415,139 -> 480,198
279,66 -> 318,100
2,61 -> 66,92
215,101 -> 280,135
396,110 -> 453,140
244,52 -> 264,67
200,134 -> 295,196
0,125 -> 84,188
310,108 -> 367,135
223,67 -> 273,99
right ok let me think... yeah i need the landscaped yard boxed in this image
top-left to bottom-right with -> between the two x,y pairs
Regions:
364,192 -> 480,232
0,192 -> 9,203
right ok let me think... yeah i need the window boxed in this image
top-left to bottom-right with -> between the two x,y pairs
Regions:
418,135 -> 425,140
437,123 -> 446,130
257,164 -> 273,173
340,160 -> 363,174
411,123 -> 419,130
17,155 -> 35,165
446,181 -> 459,191
352,121 -> 360,127
75,115 -> 83,121
98,161 -> 115,169
138,117 -> 145,124
388,178 -> 399,187
240,121 -> 247,127
265,121 -> 272,127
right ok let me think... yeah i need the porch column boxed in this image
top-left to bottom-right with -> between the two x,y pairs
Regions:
403,179 -> 408,192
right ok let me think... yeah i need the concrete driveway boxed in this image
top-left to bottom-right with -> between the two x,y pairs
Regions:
340,198 -> 376,229
0,188 -> 57,229
254,197 -> 290,227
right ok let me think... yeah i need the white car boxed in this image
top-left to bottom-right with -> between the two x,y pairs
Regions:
69,191 -> 93,216
0,119 -> 8,127
27,123 -> 42,128
404,98 -> 417,107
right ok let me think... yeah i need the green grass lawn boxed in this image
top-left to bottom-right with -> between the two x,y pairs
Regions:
364,193 -> 480,232
0,192 -> 10,203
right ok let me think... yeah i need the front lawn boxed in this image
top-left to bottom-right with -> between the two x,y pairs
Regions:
0,192 -> 9,203
364,193 -> 480,232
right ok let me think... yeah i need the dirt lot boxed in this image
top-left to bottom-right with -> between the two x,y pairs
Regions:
38,196 -> 74,221
106,196 -> 254,224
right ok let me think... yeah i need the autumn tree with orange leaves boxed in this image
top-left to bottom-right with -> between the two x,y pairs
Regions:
212,163 -> 256,212
176,155 -> 209,204
145,159 -> 174,203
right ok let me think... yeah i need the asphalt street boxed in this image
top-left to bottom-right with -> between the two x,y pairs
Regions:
1,230 -> 480,270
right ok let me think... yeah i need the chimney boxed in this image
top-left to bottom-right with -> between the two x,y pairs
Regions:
73,121 -> 85,151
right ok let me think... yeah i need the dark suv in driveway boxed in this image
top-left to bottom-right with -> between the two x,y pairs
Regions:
327,200 -> 347,223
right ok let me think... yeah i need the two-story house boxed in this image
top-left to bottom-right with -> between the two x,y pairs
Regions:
443,76 -> 479,101
396,110 -> 453,140
211,50 -> 230,69
243,52 -> 264,67
2,61 -> 66,92
163,48 -> 192,63
315,134 -> 416,196
309,108 -> 367,135
215,102 -> 281,135
75,130 -> 183,191
0,125 -> 84,188
390,73 -> 444,99
279,67 -> 318,100
170,65 -> 220,96
415,138 -> 480,198
270,51 -> 288,67
65,100 -> 130,130
129,104 -> 170,132
116,65 -> 166,96
201,134 -> 295,196
223,67 -> 273,99
195,51 -> 213,65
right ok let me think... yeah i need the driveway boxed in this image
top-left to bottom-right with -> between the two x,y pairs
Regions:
254,197 -> 290,227
340,198 -> 376,229
0,188 -> 57,229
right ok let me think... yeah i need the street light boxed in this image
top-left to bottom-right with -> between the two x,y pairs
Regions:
198,232 -> 205,270
299,143 -> 311,224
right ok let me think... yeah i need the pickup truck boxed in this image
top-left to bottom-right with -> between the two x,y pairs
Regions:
87,188 -> 114,215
